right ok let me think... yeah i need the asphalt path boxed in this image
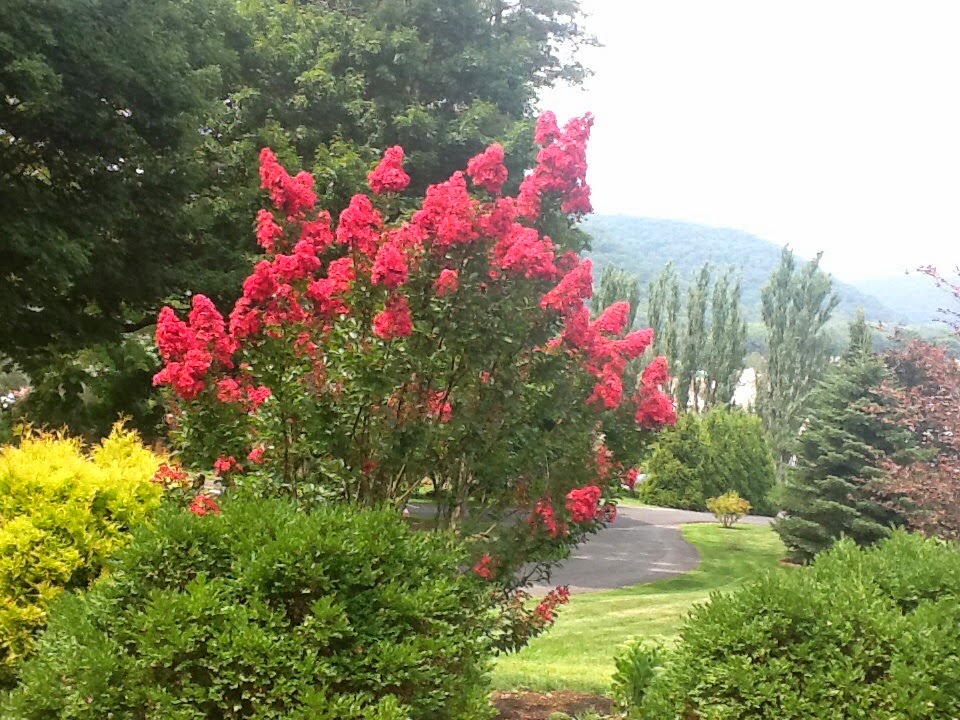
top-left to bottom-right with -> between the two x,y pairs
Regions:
526,505 -> 771,595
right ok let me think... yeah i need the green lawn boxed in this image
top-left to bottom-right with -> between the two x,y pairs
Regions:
491,523 -> 788,694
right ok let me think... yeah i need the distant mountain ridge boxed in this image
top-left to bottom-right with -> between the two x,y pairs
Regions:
582,215 -> 902,323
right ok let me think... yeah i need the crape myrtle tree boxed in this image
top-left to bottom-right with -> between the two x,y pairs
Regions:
152,113 -> 676,641
773,313 -> 915,563
1,0 -> 594,437
757,247 -> 839,477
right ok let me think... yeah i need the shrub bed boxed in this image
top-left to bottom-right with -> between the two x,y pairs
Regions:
628,531 -> 960,719
3,497 -> 495,719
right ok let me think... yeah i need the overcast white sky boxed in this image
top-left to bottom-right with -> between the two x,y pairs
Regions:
538,1 -> 960,280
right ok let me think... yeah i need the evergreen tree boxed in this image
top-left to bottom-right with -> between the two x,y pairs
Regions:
640,407 -> 775,512
641,412 -> 709,510
703,408 -> 776,514
593,265 -> 640,330
757,248 -> 839,476
773,319 -> 914,563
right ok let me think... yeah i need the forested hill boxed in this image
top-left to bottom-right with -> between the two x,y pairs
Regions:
582,215 -> 898,322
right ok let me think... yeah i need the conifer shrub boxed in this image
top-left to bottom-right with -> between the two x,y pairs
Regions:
640,409 -> 774,512
0,424 -> 164,686
631,532 -> 960,719
3,497 -> 495,720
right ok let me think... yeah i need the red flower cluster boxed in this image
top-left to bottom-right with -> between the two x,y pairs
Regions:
215,377 -> 272,412
534,111 -> 561,145
247,445 -> 266,464
153,296 -> 237,399
307,256 -> 355,320
565,484 -> 602,522
534,585 -> 571,626
412,172 -> 478,247
214,455 -> 242,476
151,463 -> 190,489
540,259 -> 593,314
368,146 -> 411,195
256,209 -> 283,253
491,224 -> 558,280
624,467 -> 640,492
473,553 -> 499,580
371,241 -> 409,289
190,493 -> 222,517
337,194 -> 383,259
429,390 -> 453,422
259,148 -> 316,217
541,267 -> 655,411
434,268 -> 459,297
467,143 -> 509,194
373,295 -> 413,340
519,112 -> 593,217
634,356 -> 677,428
529,497 -> 568,538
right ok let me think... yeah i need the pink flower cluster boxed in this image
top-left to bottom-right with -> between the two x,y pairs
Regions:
634,356 -> 677,428
534,585 -> 571,625
519,111 -> 593,217
368,146 -> 411,195
473,553 -> 499,580
467,143 -> 509,194
190,493 -> 221,517
153,296 -> 238,399
259,148 -> 317,217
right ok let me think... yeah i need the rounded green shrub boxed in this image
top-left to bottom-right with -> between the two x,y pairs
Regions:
641,409 -> 775,512
634,532 -> 960,719
0,424 -> 164,686
2,497 -> 494,720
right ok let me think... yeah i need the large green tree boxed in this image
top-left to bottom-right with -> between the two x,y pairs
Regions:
647,262 -> 746,410
773,313 -> 914,562
1,0 -> 593,437
677,263 -> 711,410
702,269 -> 747,409
756,247 -> 839,475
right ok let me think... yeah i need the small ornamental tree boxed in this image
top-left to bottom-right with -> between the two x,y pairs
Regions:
707,491 -> 751,528
877,338 -> 960,540
152,113 -> 675,610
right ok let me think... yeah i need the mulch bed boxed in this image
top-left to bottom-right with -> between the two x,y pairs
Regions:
493,690 -> 614,719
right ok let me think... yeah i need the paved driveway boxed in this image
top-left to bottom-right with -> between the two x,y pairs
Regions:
526,505 -> 771,595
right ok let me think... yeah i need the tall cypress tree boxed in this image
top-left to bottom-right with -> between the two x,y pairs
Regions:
773,313 -> 914,563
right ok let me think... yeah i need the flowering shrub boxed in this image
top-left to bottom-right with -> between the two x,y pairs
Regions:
152,113 -> 675,631
0,423 -> 164,687
5,498 -> 495,720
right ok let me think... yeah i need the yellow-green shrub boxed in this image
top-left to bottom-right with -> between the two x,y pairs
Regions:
707,491 -> 751,528
0,423 -> 164,686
